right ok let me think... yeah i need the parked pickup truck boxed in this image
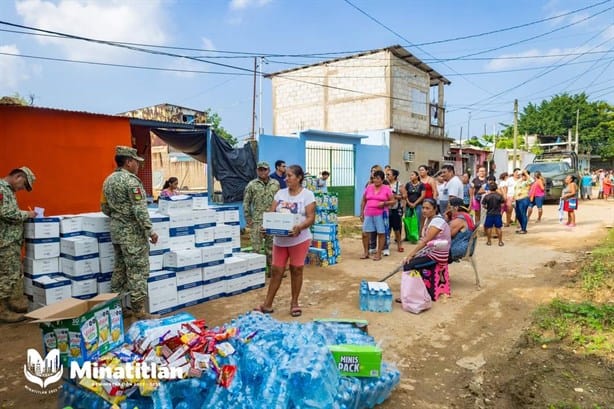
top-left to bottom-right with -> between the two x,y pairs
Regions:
524,151 -> 580,201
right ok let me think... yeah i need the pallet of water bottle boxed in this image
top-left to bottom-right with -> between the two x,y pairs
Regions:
359,281 -> 393,312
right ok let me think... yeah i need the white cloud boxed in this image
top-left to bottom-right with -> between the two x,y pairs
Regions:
15,0 -> 169,62
201,37 -> 216,51
0,44 -> 30,89
229,0 -> 272,11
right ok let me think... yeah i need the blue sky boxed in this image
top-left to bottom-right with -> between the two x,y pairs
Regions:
1,0 -> 612,143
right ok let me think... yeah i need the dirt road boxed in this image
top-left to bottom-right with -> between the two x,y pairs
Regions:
2,199 -> 613,408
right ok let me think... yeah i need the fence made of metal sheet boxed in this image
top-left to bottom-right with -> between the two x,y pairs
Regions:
306,141 -> 355,216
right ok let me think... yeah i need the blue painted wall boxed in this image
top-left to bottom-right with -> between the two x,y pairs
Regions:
258,133 -> 390,216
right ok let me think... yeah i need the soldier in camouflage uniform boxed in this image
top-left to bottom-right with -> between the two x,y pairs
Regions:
101,146 -> 159,320
243,161 -> 279,268
0,167 -> 37,323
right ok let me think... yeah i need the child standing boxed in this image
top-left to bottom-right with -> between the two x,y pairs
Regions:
481,180 -> 505,246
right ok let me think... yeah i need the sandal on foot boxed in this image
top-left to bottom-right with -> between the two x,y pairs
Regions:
395,297 -> 402,303
254,305 -> 274,314
290,306 -> 302,317
498,242 -> 505,246
360,254 -> 370,260
372,256 -> 382,261
486,241 -> 492,246
398,247 -> 405,252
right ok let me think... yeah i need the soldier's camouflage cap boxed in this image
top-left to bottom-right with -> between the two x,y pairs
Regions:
257,161 -> 270,169
11,166 -> 35,191
116,146 -> 144,162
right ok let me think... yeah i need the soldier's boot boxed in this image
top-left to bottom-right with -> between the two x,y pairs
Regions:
0,299 -> 26,323
131,300 -> 160,320
7,295 -> 29,313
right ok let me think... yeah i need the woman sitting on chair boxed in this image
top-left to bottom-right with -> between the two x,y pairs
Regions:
401,198 -> 451,271
446,197 -> 476,261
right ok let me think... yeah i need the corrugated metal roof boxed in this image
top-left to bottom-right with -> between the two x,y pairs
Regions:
0,104 -> 128,120
265,45 -> 450,86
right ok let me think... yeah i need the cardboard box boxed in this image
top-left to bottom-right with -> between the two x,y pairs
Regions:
147,271 -> 177,313
213,224 -> 232,243
24,257 -> 60,275
175,268 -> 203,287
97,273 -> 112,294
263,212 -> 301,236
235,252 -> 266,272
25,218 -> 61,239
149,253 -> 165,271
163,249 -> 202,271
26,239 -> 61,260
97,236 -> 115,259
192,209 -> 216,228
202,264 -> 226,283
194,227 -> 215,247
177,283 -> 203,306
24,272 -> 62,297
157,195 -> 193,214
60,236 -> 99,258
328,344 -> 382,377
68,273 -> 98,299
26,294 -> 125,367
202,280 -> 226,300
81,213 -> 110,234
191,193 -> 209,210
149,235 -> 171,254
61,255 -> 100,278
58,215 -> 83,237
99,255 -> 114,274
31,275 -> 72,306
201,245 -> 225,267
168,235 -> 195,252
224,257 -> 247,279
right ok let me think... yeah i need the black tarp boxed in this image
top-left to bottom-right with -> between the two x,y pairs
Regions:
152,128 -> 256,203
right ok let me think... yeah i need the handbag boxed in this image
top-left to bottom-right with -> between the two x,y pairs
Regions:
403,208 -> 420,243
400,270 -> 432,314
568,198 -> 577,210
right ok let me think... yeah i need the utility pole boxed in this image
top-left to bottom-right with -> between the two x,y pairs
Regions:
250,57 -> 257,140
574,108 -> 580,154
258,56 -> 264,137
513,99 -> 518,169
459,126 -> 463,172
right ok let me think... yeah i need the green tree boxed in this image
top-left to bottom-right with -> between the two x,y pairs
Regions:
501,93 -> 614,158
197,108 -> 238,147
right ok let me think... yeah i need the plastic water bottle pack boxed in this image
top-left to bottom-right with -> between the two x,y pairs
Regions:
359,280 -> 393,312
58,313 -> 400,409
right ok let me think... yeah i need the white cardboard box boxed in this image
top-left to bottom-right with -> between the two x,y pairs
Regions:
26,239 -> 60,260
61,255 -> 100,277
191,195 -> 209,210
201,245 -> 225,266
69,274 -> 98,298
194,227 -> 215,247
60,236 -> 99,257
177,284 -> 203,305
224,257 -> 248,278
97,273 -> 112,294
97,237 -> 115,259
192,209 -> 216,228
58,215 -> 83,237
235,252 -> 267,272
99,255 -> 115,274
147,270 -> 178,313
24,257 -> 60,275
163,249 -> 202,270
202,264 -> 226,283
157,195 -> 193,215
81,212 -> 111,234
202,280 -> 226,298
32,275 -> 72,306
262,212 -> 301,236
24,272 -> 61,296
175,268 -> 203,287
213,224 -> 233,243
168,235 -> 195,252
25,218 -> 60,239
149,253 -> 165,271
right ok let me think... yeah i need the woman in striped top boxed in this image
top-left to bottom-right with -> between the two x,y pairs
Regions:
401,198 -> 451,270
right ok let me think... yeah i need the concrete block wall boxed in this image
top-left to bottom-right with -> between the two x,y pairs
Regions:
391,60 -> 430,135
389,132 -> 449,181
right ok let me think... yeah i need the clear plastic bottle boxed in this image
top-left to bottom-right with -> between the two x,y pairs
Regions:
368,287 -> 376,311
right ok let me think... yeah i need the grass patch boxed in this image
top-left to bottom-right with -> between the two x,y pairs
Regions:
530,229 -> 614,357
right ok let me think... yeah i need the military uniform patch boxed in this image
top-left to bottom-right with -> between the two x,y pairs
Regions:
0,192 -> 3,202
132,187 -> 143,201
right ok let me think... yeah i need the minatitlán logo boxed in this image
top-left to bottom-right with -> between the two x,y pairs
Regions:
23,348 -> 63,392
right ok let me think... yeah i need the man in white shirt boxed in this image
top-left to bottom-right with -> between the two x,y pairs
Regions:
439,164 -> 464,214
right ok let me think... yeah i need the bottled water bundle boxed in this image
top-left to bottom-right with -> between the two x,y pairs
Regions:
58,313 -> 400,409
359,280 -> 393,312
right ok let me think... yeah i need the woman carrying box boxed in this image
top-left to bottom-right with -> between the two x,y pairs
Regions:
256,165 -> 315,317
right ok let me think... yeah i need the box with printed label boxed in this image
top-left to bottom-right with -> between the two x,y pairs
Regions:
26,238 -> 61,260
99,256 -> 114,274
169,235 -> 195,252
263,212 -> 301,236
81,213 -> 110,234
191,193 -> 209,210
147,271 -> 177,313
157,195 -> 193,215
149,253 -> 165,271
245,269 -> 266,287
24,257 -> 60,275
202,280 -> 226,300
177,283 -> 203,306
57,215 -> 83,237
97,273 -> 112,294
149,235 -> 171,254
223,207 -> 240,223
202,264 -> 226,283
235,252 -> 267,272
201,245 -> 225,267
61,255 -> 100,278
163,249 -> 202,270
25,217 -> 61,239
194,227 -> 215,247
24,272 -> 62,297
192,209 -> 216,229
96,236 -> 115,259
60,235 -> 99,258
213,224 -> 233,243
26,294 -> 125,367
312,223 -> 338,235
175,268 -> 203,287
32,275 -> 72,306
68,273 -> 98,299
224,275 -> 248,296
224,257 -> 247,278
169,212 -> 195,231
328,344 -> 382,377
149,212 -> 171,231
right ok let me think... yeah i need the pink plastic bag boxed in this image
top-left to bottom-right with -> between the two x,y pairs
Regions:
401,270 -> 432,314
